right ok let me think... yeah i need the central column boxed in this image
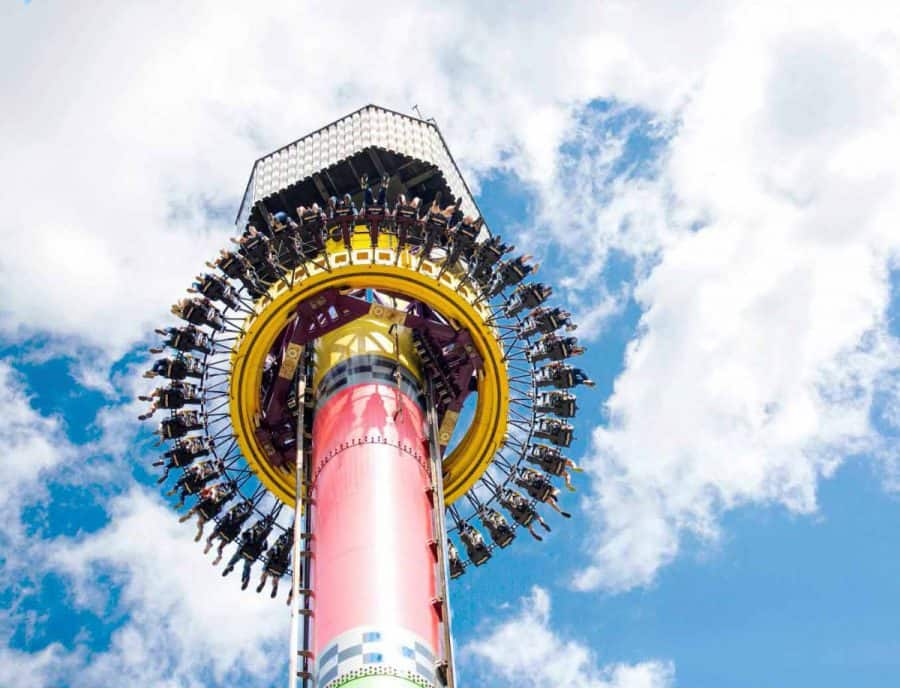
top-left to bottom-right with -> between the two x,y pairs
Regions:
311,315 -> 440,688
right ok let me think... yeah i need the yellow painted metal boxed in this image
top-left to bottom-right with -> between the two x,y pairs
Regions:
312,314 -> 421,389
229,226 -> 508,507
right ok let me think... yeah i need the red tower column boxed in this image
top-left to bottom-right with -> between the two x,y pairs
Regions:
311,329 -> 440,687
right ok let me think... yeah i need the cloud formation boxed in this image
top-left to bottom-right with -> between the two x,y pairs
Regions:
464,586 -> 673,688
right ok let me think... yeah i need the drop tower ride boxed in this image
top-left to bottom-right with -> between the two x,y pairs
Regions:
139,106 -> 592,688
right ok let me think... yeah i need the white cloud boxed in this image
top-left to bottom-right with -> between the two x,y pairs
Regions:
563,4 -> 900,590
49,489 -> 286,688
464,586 -> 673,688
0,0 -> 735,357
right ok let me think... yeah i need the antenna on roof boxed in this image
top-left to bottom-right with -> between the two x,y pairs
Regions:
412,104 -> 437,125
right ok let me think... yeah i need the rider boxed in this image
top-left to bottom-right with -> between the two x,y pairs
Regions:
204,500 -> 253,565
514,468 -> 572,518
256,527 -> 293,598
222,516 -> 275,590
458,522 -> 491,566
167,459 -> 225,509
533,416 -> 574,448
152,436 -> 213,483
177,480 -> 237,542
503,282 -> 553,317
499,489 -> 551,542
479,508 -> 515,548
143,354 -> 202,381
534,362 -> 595,389
526,443 -> 582,492
534,390 -> 577,418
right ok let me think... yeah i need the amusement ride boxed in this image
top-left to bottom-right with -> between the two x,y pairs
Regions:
138,105 -> 593,688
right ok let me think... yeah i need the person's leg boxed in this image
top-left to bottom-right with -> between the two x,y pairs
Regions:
194,515 -> 207,542
222,549 -> 241,576
203,532 -> 216,554
213,538 -> 228,565
177,507 -> 195,523
527,524 -> 543,542
241,559 -> 252,590
270,576 -> 280,598
256,570 -> 268,593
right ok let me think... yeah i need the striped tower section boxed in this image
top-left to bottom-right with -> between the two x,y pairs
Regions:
311,315 -> 440,688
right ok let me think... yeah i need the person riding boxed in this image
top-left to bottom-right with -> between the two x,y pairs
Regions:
296,203 -> 327,258
499,489 -> 551,541
153,409 -> 203,445
516,306 -> 576,338
204,500 -> 253,565
208,249 -> 266,298
361,174 -> 390,248
533,416 -> 574,448
143,354 -> 202,381
479,508 -> 515,548
447,539 -> 465,579
526,443 -> 582,492
149,326 -> 211,355
222,516 -> 275,590
458,522 -> 491,566
419,196 -> 454,260
394,194 -> 423,249
168,459 -> 225,509
514,468 -> 572,518
178,480 -> 237,542
327,194 -> 357,249
445,216 -> 482,269
189,273 -> 241,310
503,282 -> 553,317
152,435 -> 213,482
534,390 -> 577,418
268,211 -> 304,269
138,381 -> 201,420
487,254 -> 539,296
534,361 -> 595,389
526,333 -> 584,363
469,235 -> 514,286
256,527 -> 293,598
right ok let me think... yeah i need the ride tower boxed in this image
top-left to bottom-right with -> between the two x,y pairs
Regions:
139,105 -> 593,688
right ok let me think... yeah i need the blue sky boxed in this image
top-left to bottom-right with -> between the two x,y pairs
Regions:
2,2 -> 899,688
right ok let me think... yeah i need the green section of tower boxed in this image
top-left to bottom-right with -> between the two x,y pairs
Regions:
329,674 -> 434,688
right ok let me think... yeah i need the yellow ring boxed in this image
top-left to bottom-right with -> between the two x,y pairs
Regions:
228,231 -> 509,507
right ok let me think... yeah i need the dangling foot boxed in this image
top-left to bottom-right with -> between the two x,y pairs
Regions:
561,511 -> 572,518
567,484 -> 577,492
203,541 -> 212,555
222,566 -> 232,577
571,466 -> 584,473
270,586 -> 278,599
541,521 -> 552,532
256,582 -> 264,594
212,555 -> 222,566
241,578 -> 249,591
360,173 -> 368,190
138,395 -> 151,402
